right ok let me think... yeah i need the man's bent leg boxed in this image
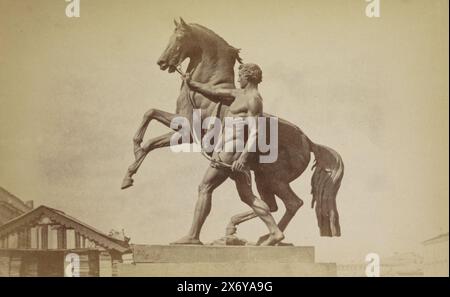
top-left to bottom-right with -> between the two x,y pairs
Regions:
233,172 -> 284,246
171,165 -> 229,245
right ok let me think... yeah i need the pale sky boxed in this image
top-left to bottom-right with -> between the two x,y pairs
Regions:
0,0 -> 448,263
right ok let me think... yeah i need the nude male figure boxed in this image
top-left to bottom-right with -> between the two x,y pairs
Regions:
172,63 -> 284,246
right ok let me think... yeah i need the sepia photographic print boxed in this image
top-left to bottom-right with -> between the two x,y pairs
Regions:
0,0 -> 448,283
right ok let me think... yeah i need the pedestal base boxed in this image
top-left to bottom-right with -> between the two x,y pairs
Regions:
117,245 -> 337,277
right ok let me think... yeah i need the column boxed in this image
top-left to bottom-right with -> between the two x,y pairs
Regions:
41,225 -> 48,249
57,226 -> 67,249
25,228 -> 31,249
75,232 -> 81,249
17,229 -> 24,249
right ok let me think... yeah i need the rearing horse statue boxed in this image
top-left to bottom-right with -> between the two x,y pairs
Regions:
122,18 -> 344,242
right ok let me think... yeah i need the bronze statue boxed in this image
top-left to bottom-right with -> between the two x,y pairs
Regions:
122,18 -> 344,245
171,63 -> 285,246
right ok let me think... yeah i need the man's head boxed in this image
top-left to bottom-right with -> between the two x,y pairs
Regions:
238,63 -> 262,88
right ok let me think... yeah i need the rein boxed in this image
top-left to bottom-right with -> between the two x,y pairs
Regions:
174,66 -> 252,185
175,67 -> 232,169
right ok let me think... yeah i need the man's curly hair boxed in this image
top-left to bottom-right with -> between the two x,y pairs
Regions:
238,63 -> 262,84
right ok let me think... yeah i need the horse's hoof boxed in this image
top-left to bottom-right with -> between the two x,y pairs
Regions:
121,177 -> 134,190
225,225 -> 237,236
259,232 -> 285,246
277,242 -> 294,246
256,234 -> 270,245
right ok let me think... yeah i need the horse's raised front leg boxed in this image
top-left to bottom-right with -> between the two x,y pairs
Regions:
133,109 -> 179,159
122,108 -> 187,190
122,132 -> 176,189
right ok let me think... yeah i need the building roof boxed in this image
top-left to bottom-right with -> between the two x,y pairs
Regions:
0,187 -> 33,213
0,205 -> 130,253
422,232 -> 449,245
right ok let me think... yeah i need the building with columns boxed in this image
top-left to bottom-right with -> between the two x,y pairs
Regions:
0,204 -> 130,276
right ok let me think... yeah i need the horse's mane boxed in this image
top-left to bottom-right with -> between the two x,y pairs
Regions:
190,23 -> 243,64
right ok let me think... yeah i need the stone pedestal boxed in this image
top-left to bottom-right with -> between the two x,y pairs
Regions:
117,245 -> 336,276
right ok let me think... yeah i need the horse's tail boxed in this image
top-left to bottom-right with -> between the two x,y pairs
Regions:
309,141 -> 344,237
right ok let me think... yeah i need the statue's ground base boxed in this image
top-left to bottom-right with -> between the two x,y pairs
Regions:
117,245 -> 337,276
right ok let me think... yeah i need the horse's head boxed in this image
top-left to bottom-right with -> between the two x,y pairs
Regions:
157,18 -> 196,73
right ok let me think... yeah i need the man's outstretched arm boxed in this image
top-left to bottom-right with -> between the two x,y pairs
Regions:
184,74 -> 237,105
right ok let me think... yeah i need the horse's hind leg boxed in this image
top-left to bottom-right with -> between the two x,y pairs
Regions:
256,183 -> 303,245
225,211 -> 257,236
225,181 -> 277,236
274,184 -> 303,231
